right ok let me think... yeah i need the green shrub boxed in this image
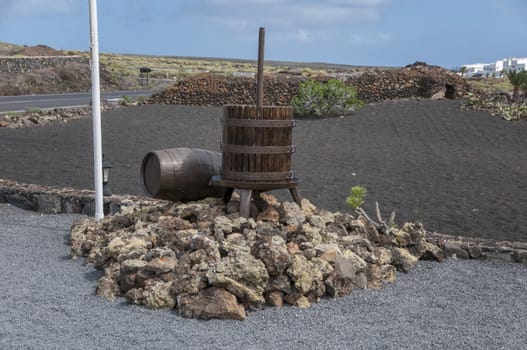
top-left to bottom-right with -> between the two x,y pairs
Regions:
505,70 -> 527,102
346,185 -> 367,209
24,107 -> 42,113
463,92 -> 527,121
120,95 -> 133,105
292,79 -> 364,119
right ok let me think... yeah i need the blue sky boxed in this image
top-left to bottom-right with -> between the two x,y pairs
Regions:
1,0 -> 526,68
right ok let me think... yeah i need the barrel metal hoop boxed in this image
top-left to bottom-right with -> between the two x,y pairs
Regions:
221,144 -> 296,154
222,170 -> 294,181
223,119 -> 296,128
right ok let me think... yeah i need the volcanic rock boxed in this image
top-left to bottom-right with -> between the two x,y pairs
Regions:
178,288 -> 246,320
69,194 -> 446,320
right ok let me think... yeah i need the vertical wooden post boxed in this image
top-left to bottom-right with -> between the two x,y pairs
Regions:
256,27 -> 265,108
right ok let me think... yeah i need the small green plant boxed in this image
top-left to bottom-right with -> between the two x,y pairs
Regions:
24,107 -> 42,113
521,73 -> 527,103
346,185 -> 367,209
462,92 -> 527,121
497,102 -> 527,121
292,79 -> 364,119
505,70 -> 527,102
301,67 -> 315,77
346,185 -> 396,234
120,95 -> 133,105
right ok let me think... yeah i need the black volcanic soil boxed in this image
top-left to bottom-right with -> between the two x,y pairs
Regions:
0,99 -> 526,241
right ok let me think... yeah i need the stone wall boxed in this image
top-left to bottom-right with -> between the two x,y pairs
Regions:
0,179 -> 167,216
148,73 -> 302,106
148,63 -> 471,106
347,62 -> 470,102
0,56 -> 88,74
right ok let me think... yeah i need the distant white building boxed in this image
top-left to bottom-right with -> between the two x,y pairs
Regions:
463,63 -> 486,77
501,57 -> 527,73
462,57 -> 527,78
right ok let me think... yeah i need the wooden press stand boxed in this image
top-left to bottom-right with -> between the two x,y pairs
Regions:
211,27 -> 302,217
210,176 -> 302,218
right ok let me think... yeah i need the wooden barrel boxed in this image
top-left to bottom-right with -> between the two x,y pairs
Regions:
221,105 -> 296,184
141,147 -> 223,202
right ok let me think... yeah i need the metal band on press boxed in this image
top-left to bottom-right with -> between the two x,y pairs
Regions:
222,119 -> 296,128
221,144 -> 296,154
222,170 -> 294,181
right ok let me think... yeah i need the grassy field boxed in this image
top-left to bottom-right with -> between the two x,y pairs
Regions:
61,48 -> 382,88
467,77 -> 513,93
0,42 -> 23,56
0,41 -> 517,94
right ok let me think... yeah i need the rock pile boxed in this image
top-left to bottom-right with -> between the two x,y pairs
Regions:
0,104 -> 117,129
148,63 -> 470,107
70,193 -> 446,320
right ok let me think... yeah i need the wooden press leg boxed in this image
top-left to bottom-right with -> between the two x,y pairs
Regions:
223,188 -> 235,204
289,187 -> 302,208
239,189 -> 252,218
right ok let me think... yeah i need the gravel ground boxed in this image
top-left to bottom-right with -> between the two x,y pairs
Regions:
1,203 -> 526,350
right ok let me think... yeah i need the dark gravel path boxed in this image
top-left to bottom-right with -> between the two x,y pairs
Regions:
1,203 -> 526,350
0,100 -> 526,241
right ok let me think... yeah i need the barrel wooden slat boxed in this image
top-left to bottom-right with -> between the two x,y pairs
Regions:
221,105 -> 295,184
251,107 -> 257,173
255,107 -> 261,173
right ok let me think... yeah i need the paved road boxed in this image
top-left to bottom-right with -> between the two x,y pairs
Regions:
0,90 -> 152,113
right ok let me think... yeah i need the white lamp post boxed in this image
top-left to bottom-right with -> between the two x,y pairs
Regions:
89,0 -> 104,220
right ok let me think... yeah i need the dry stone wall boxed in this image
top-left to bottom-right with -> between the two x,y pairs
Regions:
347,63 -> 470,102
0,56 -> 88,74
0,179 -> 166,216
149,73 -> 302,106
148,63 -> 470,106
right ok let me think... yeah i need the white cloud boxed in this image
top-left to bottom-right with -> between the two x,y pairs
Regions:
287,29 -> 312,43
292,4 -> 381,23
217,18 -> 252,31
285,29 -> 338,43
177,0 -> 389,45
347,33 -> 391,45
2,0 -> 77,16
186,1 -> 387,28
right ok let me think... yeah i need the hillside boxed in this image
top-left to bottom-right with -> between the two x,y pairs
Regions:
0,42 -> 513,103
0,42 -> 66,57
0,41 -> 386,96
0,42 -> 119,95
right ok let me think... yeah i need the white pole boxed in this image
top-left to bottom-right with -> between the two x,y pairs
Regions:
89,0 -> 104,220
